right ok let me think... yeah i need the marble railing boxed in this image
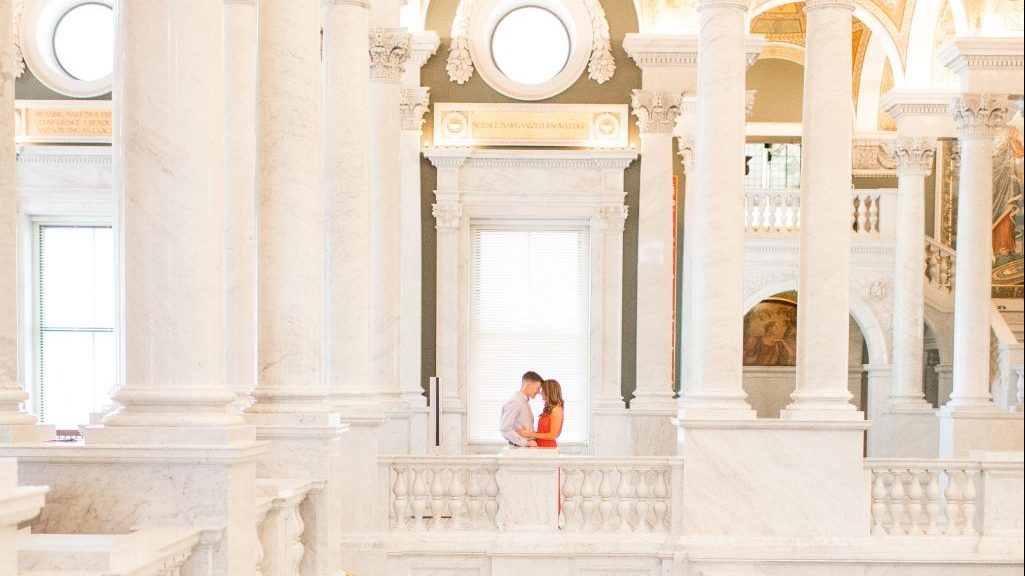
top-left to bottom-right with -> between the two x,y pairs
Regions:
925,238 -> 956,293
18,527 -> 217,576
559,457 -> 672,533
743,189 -> 896,236
255,478 -> 323,576
866,458 -> 1025,538
381,455 -> 674,533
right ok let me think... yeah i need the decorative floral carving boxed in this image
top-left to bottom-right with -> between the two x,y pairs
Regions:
400,87 -> 431,131
631,90 -> 683,134
446,0 -> 477,84
888,138 -> 936,178
432,203 -> 462,229
583,0 -> 615,84
598,204 -> 628,233
12,0 -> 26,80
950,94 -> 1010,139
369,28 -> 411,83
853,139 -> 898,176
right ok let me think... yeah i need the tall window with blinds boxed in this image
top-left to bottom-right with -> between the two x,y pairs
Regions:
35,225 -> 115,429
469,225 -> 590,445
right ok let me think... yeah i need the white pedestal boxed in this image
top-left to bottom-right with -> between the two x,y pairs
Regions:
938,407 -> 1025,458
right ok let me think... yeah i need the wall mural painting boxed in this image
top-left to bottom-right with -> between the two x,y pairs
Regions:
938,113 -> 1025,299
743,293 -> 798,367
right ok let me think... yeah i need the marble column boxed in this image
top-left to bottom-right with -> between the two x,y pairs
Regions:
249,0 -> 345,573
224,0 -> 257,408
889,138 -> 936,408
631,90 -> 682,412
677,0 -> 753,419
324,0 -> 374,414
783,0 -> 860,420
946,95 -> 1008,410
368,27 -> 412,451
0,0 -> 53,442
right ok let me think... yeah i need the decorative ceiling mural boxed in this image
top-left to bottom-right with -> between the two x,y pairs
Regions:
965,0 -> 1025,34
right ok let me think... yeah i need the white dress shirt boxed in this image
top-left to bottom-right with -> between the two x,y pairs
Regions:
499,391 -> 534,447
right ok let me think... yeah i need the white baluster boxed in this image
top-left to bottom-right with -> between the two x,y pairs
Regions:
392,467 -> 410,529
744,194 -> 754,230
429,468 -> 446,530
773,193 -> 785,232
448,467 -> 466,530
962,469 -> 978,536
652,470 -> 669,531
580,468 -> 596,531
868,195 -> 879,233
924,469 -> 941,535
562,468 -> 578,531
634,469 -> 651,533
794,196 -> 801,229
286,504 -> 305,576
856,195 -> 868,233
784,193 -> 796,230
888,469 -> 908,535
598,468 -> 614,531
616,469 -> 632,532
411,467 -> 427,530
906,469 -> 924,535
485,469 -> 500,527
466,469 -> 483,527
871,470 -> 888,535
944,469 -> 964,536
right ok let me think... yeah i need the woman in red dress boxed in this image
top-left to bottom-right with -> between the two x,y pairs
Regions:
518,379 -> 564,448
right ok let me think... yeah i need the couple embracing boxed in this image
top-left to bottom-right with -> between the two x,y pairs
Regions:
499,371 -> 564,448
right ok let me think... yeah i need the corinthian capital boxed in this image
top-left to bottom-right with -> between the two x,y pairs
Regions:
888,138 -> 936,178
432,203 -> 462,229
369,28 -> 411,82
950,94 -> 1009,139
598,204 -> 629,233
400,87 -> 431,131
631,90 -> 684,134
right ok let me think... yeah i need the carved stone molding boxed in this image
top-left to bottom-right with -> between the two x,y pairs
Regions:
853,138 -> 898,177
631,90 -> 683,134
677,136 -> 695,174
598,204 -> 628,233
432,203 -> 462,229
745,90 -> 757,120
400,87 -> 431,131
744,270 -> 796,301
698,0 -> 749,12
445,0 -> 615,86
950,94 -> 1010,139
803,0 -> 856,12
12,0 -> 26,80
369,28 -> 411,83
888,138 -> 936,178
583,0 -> 615,84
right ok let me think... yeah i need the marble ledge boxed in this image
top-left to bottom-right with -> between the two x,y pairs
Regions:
0,441 -> 268,465
423,147 -> 638,168
250,422 -> 351,439
675,418 -> 871,431
366,531 -> 674,556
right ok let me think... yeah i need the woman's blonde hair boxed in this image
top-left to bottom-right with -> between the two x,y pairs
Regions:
541,379 -> 564,416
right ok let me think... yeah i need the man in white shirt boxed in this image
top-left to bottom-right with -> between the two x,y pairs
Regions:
499,371 -> 543,447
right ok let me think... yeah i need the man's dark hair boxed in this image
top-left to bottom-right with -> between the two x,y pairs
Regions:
522,371 -> 543,384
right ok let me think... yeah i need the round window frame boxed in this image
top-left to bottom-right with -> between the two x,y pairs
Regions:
489,6 -> 570,87
21,0 -> 114,98
468,0 -> 593,101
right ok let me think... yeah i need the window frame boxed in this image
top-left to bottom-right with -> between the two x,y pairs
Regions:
19,0 -> 114,98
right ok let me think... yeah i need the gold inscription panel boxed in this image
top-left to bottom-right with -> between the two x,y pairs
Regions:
434,103 -> 628,148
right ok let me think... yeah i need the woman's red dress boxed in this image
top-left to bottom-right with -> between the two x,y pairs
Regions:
536,413 -> 558,448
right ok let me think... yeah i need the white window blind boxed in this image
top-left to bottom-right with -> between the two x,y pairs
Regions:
469,225 -> 589,444
36,225 -> 115,429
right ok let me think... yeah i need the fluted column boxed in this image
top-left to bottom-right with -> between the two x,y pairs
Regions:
0,0 -> 53,442
677,0 -> 753,419
324,0 -> 374,414
85,0 -> 247,443
224,0 -> 257,408
889,138 -> 936,407
368,28 -> 411,430
783,0 -> 860,420
632,90 -> 683,411
946,95 -> 1008,409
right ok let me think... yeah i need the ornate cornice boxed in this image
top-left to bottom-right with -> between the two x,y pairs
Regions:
888,138 -> 936,178
623,34 -> 699,68
950,94 -> 1010,139
369,28 -> 411,83
432,203 -> 462,229
631,90 -> 683,134
598,205 -> 628,233
399,87 -> 431,131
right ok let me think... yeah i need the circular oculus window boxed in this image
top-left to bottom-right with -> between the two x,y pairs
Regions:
490,6 -> 570,86
53,3 -> 115,82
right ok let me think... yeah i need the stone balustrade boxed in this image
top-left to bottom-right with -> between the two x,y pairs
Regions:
866,457 -> 1024,537
558,457 -> 672,533
743,189 -> 896,236
925,237 -> 956,293
254,478 -> 323,576
381,455 -> 674,533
